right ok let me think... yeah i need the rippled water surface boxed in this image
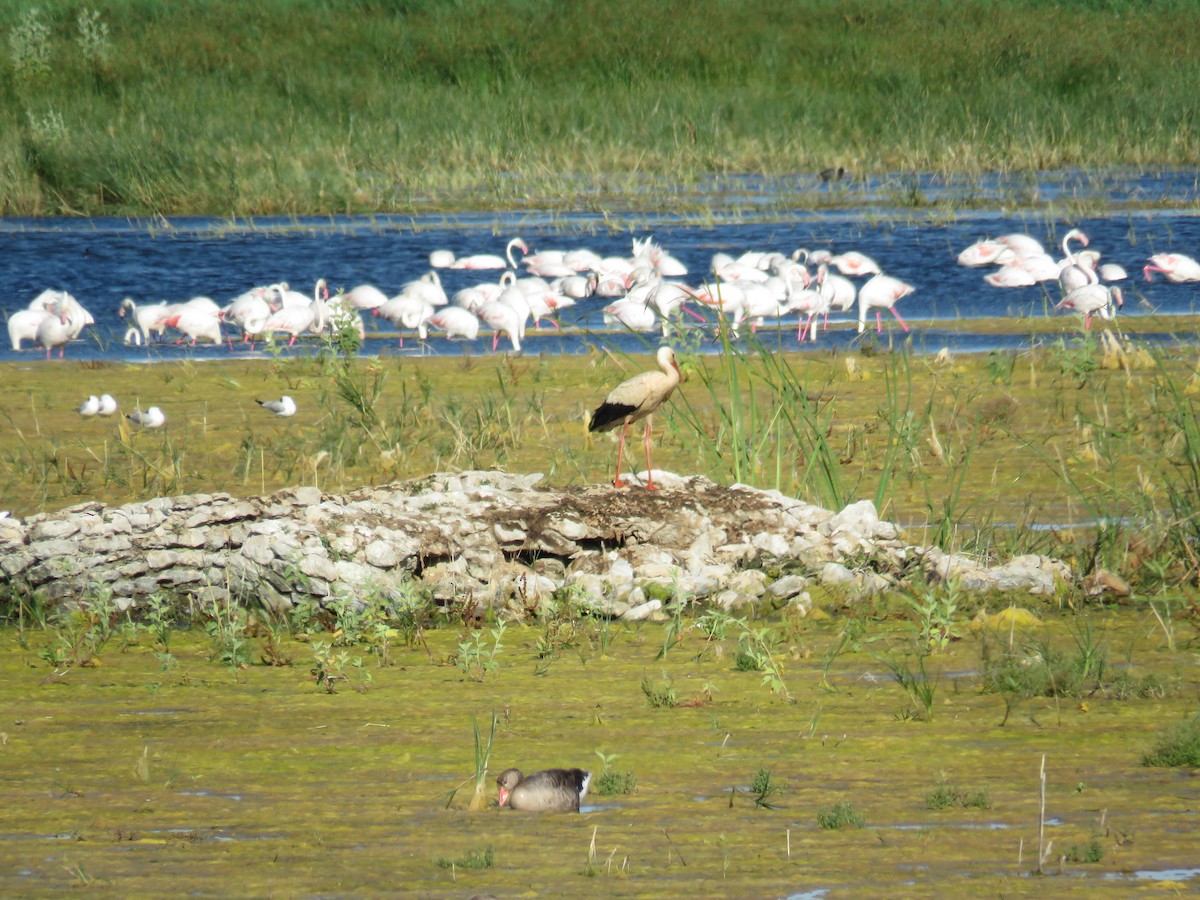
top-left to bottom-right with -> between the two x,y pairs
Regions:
3,168 -> 1200,364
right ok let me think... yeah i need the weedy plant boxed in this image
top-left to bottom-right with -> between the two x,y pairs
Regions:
640,672 -> 678,708
253,607 -> 292,667
37,586 -> 122,679
733,622 -> 792,701
453,621 -> 507,682
309,640 -> 370,693
748,766 -> 782,810
593,750 -> 638,797
1062,836 -> 1105,864
926,783 -> 992,810
201,591 -> 253,677
434,844 -> 494,870
669,332 -> 848,507
692,607 -> 742,661
905,577 -> 964,652
1141,713 -> 1200,768
816,800 -> 866,830
875,641 -> 940,721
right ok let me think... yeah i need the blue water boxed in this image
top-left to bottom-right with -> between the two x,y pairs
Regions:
3,169 -> 1200,364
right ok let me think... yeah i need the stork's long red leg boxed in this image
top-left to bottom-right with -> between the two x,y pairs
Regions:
613,421 -> 631,487
643,418 -> 657,490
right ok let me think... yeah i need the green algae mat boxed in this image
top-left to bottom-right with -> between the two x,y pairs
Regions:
0,612 -> 1196,898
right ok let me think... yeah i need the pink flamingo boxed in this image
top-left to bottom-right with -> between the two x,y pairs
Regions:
1144,253 -> 1200,283
857,274 -> 913,333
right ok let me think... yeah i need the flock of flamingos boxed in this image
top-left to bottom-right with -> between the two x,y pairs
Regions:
8,230 -> 1200,370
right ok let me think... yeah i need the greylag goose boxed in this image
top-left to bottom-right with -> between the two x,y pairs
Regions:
496,767 -> 591,812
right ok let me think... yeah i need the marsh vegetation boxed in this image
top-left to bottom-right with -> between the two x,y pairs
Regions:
0,577 -> 1196,895
1,1 -> 1198,216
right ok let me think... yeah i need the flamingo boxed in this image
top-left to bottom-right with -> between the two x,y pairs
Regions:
257,396 -> 297,417
373,296 -> 433,345
513,276 -> 565,328
984,265 -> 1039,288
588,346 -> 682,490
97,394 -> 119,416
1057,284 -> 1123,329
221,290 -> 275,349
35,306 -> 83,358
1098,262 -> 1128,282
119,297 -> 172,344
77,395 -> 100,417
553,272 -> 598,301
428,249 -> 456,268
522,253 -> 575,278
477,300 -> 522,353
995,233 -> 1047,259
632,236 -> 688,277
817,263 -> 857,313
712,253 -> 771,283
343,284 -> 389,310
793,248 -> 833,266
830,251 -> 882,277
1012,253 -> 1064,283
448,237 -> 528,270
7,308 -> 53,350
426,306 -> 481,341
737,281 -> 791,334
263,294 -> 326,346
592,270 -> 633,298
691,281 -> 747,332
452,272 -> 515,314
647,282 -> 706,336
162,308 -> 223,345
957,240 -> 1013,267
256,279 -> 328,346
395,271 -> 448,307
127,406 -> 166,428
495,280 -> 534,338
563,248 -> 604,272
221,286 -> 278,332
603,299 -> 660,333
789,284 -> 830,342
1144,253 -> 1200,283
857,274 -> 914,333
1058,228 -> 1097,294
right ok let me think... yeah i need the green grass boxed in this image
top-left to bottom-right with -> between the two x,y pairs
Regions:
1142,714 -> 1200,768
1,0 -> 1199,215
925,783 -> 991,810
816,799 -> 866,830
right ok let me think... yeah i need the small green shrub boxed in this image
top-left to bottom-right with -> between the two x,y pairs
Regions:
641,673 -> 677,708
594,768 -> 638,797
1063,837 -> 1105,863
925,783 -> 991,810
750,766 -> 782,809
1108,669 -> 1168,701
817,800 -> 866,830
1142,714 -> 1200,768
434,844 -> 494,870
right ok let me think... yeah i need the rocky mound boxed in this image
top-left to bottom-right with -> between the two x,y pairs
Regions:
0,471 -> 1074,619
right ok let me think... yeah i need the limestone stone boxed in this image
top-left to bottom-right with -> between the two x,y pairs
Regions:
0,470 -> 1079,617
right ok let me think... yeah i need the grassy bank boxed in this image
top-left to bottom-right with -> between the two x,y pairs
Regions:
1,0 -> 1198,216
3,331 -> 1200,592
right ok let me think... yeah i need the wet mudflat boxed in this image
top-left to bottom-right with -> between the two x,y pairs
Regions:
0,611 -> 1195,898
